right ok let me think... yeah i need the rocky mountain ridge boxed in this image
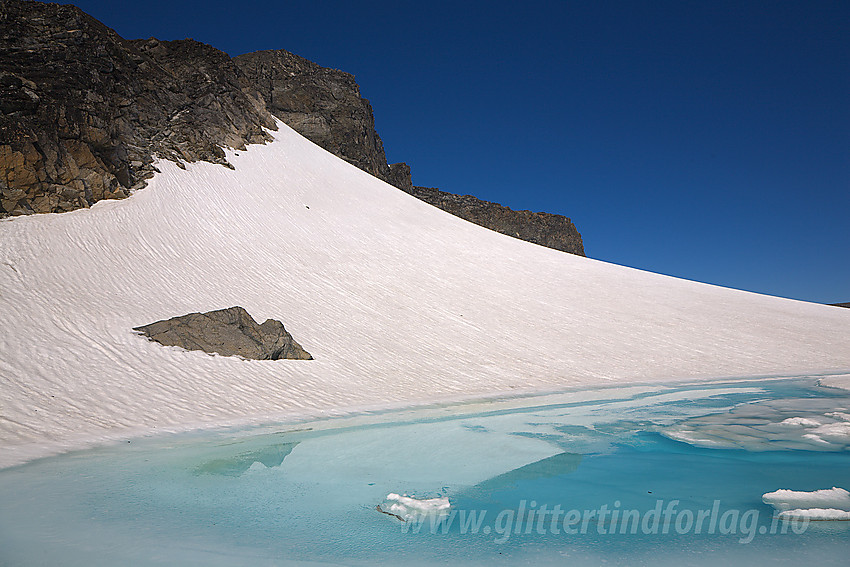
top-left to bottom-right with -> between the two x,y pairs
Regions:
408,186 -> 585,256
1,0 -> 584,256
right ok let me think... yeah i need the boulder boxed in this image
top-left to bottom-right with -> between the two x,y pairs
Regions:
134,306 -> 312,360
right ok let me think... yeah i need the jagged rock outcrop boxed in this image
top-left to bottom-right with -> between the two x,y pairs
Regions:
0,0 -> 275,215
233,49 -> 412,191
134,306 -> 313,360
2,1 -> 584,257
406,186 -> 585,256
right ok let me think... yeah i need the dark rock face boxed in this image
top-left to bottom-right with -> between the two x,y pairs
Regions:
134,307 -> 313,360
831,303 -> 850,309
0,0 -> 275,215
2,1 -> 584,257
233,49 -> 412,191
407,186 -> 585,256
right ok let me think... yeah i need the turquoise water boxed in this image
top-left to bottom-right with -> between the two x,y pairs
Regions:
1,378 -> 848,566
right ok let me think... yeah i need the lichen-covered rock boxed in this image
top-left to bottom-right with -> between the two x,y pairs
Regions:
134,306 -> 313,360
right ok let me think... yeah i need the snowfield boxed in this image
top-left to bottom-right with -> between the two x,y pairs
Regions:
1,122 -> 849,468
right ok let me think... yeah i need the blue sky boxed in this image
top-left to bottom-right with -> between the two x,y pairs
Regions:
66,0 -> 848,303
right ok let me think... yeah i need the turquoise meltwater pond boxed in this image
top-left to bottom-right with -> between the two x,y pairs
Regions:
1,377 -> 848,566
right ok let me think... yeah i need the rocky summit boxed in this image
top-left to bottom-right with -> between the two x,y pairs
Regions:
1,0 -> 585,257
134,306 -> 313,361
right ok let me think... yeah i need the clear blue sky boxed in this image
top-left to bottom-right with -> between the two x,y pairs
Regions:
65,0 -> 848,303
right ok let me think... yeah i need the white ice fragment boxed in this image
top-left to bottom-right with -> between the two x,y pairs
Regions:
812,421 -> 850,440
777,508 -> 850,521
379,493 -> 451,522
802,433 -> 829,444
825,411 -> 850,422
779,417 -> 821,427
762,487 -> 850,515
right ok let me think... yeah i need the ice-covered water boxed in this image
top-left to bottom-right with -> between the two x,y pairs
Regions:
1,378 -> 848,566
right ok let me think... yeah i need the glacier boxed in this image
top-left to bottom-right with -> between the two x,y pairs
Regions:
1,120 -> 849,468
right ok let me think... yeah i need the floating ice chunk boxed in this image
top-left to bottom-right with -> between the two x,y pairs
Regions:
825,411 -> 850,422
663,428 -> 728,447
779,417 -> 821,427
777,508 -> 850,521
810,421 -> 850,444
378,493 -> 451,522
802,433 -> 829,444
762,487 -> 850,517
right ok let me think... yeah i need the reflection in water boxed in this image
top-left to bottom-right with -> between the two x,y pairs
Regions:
462,452 -> 582,499
194,442 -> 299,476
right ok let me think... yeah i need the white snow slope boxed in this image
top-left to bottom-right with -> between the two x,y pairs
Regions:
1,122 -> 849,468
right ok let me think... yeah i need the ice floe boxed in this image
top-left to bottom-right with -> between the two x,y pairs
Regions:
379,493 -> 451,522
763,487 -> 850,521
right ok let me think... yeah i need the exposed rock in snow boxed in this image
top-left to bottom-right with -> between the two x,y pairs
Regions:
134,306 -> 312,360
